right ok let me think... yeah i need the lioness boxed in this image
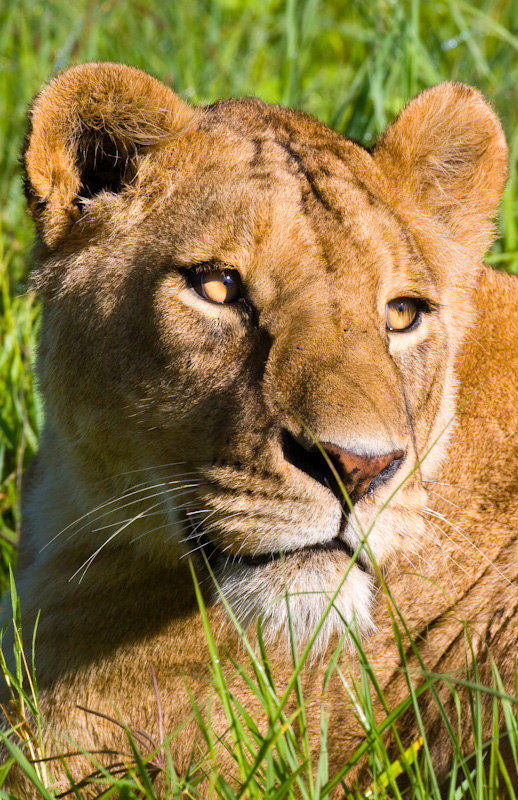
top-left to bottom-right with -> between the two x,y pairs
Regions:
3,62 -> 518,794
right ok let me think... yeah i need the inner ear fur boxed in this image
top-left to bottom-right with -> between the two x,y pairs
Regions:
24,62 -> 197,248
374,82 -> 508,258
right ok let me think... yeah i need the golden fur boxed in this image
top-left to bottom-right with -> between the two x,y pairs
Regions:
3,63 -> 518,794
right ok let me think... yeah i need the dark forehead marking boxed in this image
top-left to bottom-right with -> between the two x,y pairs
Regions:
250,136 -> 264,168
388,207 -> 437,288
202,97 -> 433,281
419,357 -> 445,413
204,100 -> 344,219
203,95 -> 356,160
275,138 -> 342,222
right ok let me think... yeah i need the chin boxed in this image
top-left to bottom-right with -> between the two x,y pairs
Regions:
215,549 -> 375,658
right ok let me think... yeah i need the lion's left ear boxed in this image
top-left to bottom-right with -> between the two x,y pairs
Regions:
374,82 -> 508,258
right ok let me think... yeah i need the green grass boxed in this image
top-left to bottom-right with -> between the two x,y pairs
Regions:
1,0 -> 518,581
1,0 -> 518,796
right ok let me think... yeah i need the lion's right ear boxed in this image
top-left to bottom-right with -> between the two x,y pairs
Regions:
23,62 -> 196,248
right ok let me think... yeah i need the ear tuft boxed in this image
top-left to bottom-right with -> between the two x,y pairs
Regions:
23,62 -> 197,248
374,82 -> 508,257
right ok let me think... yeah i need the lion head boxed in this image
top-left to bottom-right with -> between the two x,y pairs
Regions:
21,63 -> 507,654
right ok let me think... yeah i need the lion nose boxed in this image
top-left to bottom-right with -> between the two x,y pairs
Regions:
321,443 -> 405,504
282,430 -> 405,506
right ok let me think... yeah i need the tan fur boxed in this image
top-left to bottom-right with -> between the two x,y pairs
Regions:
4,63 -> 517,794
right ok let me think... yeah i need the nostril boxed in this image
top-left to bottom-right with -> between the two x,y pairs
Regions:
281,430 -> 334,490
368,453 -> 404,492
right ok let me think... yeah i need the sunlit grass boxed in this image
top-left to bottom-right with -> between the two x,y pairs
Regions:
1,0 -> 518,576
1,0 -> 518,796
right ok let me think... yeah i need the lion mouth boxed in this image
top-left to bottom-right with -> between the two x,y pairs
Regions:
193,527 -> 369,573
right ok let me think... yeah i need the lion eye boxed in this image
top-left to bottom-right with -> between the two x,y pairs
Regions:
190,269 -> 242,304
386,298 -> 420,332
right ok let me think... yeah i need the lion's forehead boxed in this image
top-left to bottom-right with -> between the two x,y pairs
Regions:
197,98 -> 383,214
135,105 -> 430,297
138,168 -> 431,318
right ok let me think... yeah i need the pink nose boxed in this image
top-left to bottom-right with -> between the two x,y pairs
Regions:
321,442 -> 405,504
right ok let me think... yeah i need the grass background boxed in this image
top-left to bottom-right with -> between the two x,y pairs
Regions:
0,1 -> 518,796
1,0 -> 518,587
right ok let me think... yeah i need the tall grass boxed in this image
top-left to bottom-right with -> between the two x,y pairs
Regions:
1,0 -> 518,796
1,563 -> 518,798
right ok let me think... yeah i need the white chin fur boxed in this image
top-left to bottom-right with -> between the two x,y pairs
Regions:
215,554 -> 375,658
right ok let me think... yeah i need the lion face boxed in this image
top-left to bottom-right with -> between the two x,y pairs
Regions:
23,65 -> 507,651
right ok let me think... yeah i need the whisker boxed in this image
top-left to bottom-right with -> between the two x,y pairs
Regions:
90,485 -> 202,532
69,480 -> 202,535
130,521 -> 181,543
99,461 -> 191,482
70,501 -> 164,583
182,499 -> 238,539
399,531 -> 435,570
422,479 -> 472,493
423,506 -> 516,589
419,517 -> 463,595
103,497 -> 204,537
180,540 -> 210,559
426,489 -> 459,508
180,504 -> 256,554
179,508 -> 248,561
42,473 -> 202,548
421,512 -> 476,569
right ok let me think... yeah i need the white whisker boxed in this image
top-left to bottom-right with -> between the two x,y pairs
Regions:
90,485 -> 201,532
426,489 -> 459,508
101,461 -> 191,481
43,473 -> 202,548
420,517 -> 462,596
423,506 -> 515,589
70,501 -> 164,583
421,512 -> 476,570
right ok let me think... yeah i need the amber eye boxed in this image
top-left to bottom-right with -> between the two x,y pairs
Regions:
386,298 -> 420,332
190,268 -> 243,304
